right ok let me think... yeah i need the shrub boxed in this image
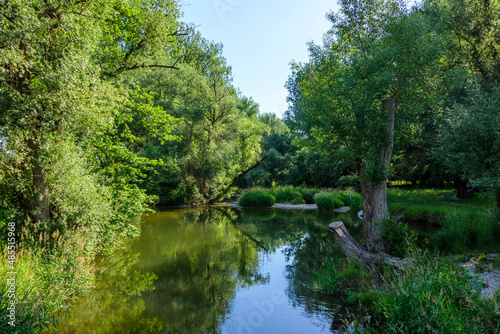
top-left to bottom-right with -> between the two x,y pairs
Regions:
296,186 -> 321,204
0,226 -> 95,333
291,196 -> 306,204
270,186 -> 303,203
338,174 -> 361,192
339,190 -> 363,212
381,218 -> 416,258
314,191 -> 344,211
239,189 -> 275,208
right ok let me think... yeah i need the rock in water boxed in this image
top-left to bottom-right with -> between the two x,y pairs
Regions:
334,206 -> 351,213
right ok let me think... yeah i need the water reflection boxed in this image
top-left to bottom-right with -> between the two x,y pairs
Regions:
56,207 -> 361,333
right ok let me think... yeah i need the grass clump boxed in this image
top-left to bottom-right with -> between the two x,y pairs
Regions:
339,190 -> 363,212
314,191 -> 344,211
239,188 -> 275,208
366,253 -> 500,333
270,186 -> 303,204
434,209 -> 500,254
0,226 -> 95,333
296,186 -> 321,204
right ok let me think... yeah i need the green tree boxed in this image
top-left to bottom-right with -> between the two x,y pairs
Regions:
134,32 -> 269,204
424,0 -> 500,205
0,0 -> 184,228
287,0 -> 442,251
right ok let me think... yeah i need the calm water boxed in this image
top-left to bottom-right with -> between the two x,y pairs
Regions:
57,207 -> 361,334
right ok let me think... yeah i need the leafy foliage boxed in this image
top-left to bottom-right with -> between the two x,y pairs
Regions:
381,218 -> 416,258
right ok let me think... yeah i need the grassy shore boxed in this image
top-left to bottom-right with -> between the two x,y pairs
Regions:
311,187 -> 500,333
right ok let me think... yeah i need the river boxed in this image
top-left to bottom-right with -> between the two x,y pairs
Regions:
55,206 -> 361,334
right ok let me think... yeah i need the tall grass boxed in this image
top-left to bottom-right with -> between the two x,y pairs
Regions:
434,209 -> 500,254
239,188 -> 275,207
0,226 -> 95,333
270,185 -> 305,204
366,253 -> 500,333
314,191 -> 344,211
296,186 -> 321,204
339,190 -> 363,212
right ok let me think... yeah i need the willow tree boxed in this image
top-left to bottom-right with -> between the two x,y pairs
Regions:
424,0 -> 500,207
0,0 -> 185,225
287,0 -> 442,253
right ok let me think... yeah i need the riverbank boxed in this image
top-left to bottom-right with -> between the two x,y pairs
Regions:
310,188 -> 500,333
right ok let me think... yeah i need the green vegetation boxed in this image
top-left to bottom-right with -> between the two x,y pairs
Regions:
1,0 -> 499,331
0,226 -> 96,333
314,191 -> 345,212
270,186 -> 305,204
435,210 -> 500,254
381,218 -> 417,258
339,190 -> 363,213
367,254 -> 500,333
238,189 -> 275,208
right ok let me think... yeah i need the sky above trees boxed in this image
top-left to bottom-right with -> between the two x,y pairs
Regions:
181,0 -> 336,118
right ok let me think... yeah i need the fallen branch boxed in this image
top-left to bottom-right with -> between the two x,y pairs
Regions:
329,221 -> 408,272
208,155 -> 268,204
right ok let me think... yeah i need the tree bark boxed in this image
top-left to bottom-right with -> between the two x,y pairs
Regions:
360,181 -> 388,252
359,99 -> 396,252
455,178 -> 473,199
208,155 -> 268,204
495,187 -> 500,213
329,222 -> 407,272
27,138 -> 50,225
32,162 -> 50,224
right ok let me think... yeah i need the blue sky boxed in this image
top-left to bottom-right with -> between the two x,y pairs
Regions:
180,1 -> 338,118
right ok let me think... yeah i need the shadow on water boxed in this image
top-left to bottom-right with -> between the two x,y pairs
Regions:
55,207 -> 362,334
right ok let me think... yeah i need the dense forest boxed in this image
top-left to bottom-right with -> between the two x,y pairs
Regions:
1,0 -> 499,332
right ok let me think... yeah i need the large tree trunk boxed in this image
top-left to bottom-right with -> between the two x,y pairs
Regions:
359,99 -> 396,252
28,139 -> 50,225
33,163 -> 50,224
360,181 -> 388,252
455,178 -> 473,199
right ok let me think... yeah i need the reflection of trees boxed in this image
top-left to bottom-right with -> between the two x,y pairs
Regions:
57,208 -> 362,333
55,250 -> 162,334
281,211 -> 363,317
131,209 -> 267,334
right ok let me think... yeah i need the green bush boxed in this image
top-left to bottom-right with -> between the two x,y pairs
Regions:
339,190 -> 363,212
239,189 -> 275,208
0,226 -> 95,333
270,186 -> 303,203
367,253 -> 499,333
434,209 -> 500,253
296,186 -> 321,204
314,191 -> 344,211
381,218 -> 416,258
291,196 -> 306,204
338,174 -> 361,192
